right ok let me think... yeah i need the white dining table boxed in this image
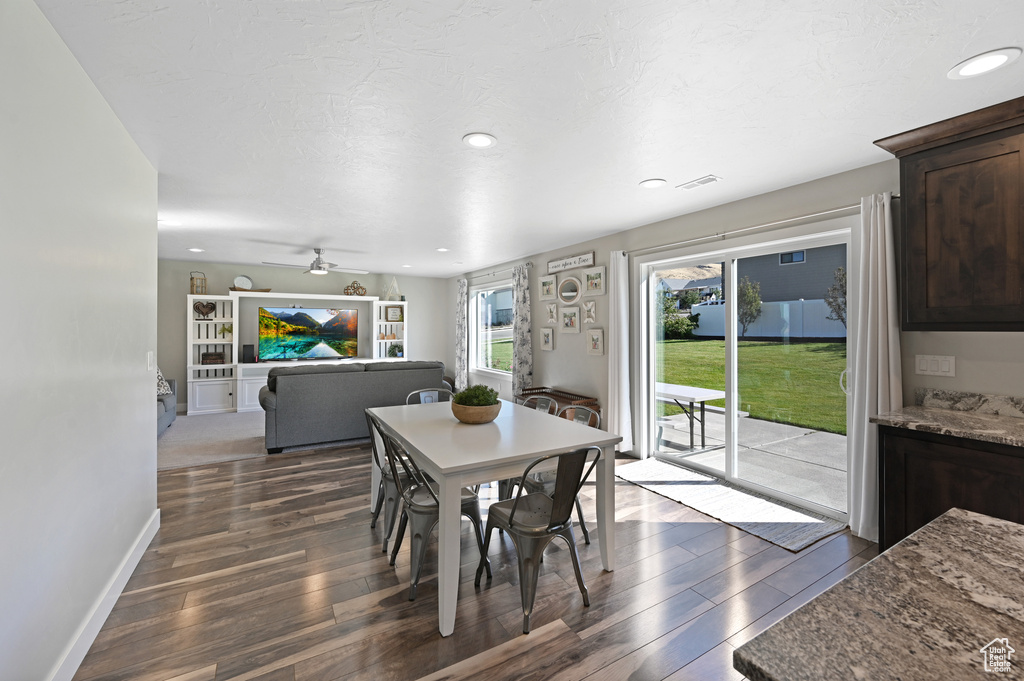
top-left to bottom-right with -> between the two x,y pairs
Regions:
366,398 -> 622,636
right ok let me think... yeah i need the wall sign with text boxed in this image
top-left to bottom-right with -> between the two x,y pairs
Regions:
547,251 -> 595,274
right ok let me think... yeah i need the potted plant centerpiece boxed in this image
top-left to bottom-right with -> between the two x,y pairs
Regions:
451,384 -> 501,424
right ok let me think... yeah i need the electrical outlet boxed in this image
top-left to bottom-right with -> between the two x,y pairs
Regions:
915,354 -> 955,377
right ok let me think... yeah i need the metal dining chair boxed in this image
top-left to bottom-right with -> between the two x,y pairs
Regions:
407,388 -> 455,404
366,412 -> 410,554
517,405 -> 601,544
475,447 -> 600,633
520,395 -> 557,414
367,412 -> 489,600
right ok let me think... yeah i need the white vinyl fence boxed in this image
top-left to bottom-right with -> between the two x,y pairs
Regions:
691,299 -> 846,339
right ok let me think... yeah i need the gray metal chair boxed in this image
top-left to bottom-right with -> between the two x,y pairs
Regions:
520,395 -> 557,414
475,447 -> 600,633
406,388 -> 455,404
368,412 -> 489,600
518,405 -> 601,544
366,412 -> 409,554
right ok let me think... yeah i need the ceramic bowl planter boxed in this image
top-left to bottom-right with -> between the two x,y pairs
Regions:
451,401 -> 501,424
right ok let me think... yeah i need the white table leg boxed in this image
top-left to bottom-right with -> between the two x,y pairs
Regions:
436,475 -> 462,636
596,444 -> 615,571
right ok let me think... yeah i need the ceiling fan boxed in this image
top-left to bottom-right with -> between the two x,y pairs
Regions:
262,248 -> 368,275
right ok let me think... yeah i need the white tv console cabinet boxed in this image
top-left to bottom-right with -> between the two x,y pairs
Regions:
186,291 -> 408,415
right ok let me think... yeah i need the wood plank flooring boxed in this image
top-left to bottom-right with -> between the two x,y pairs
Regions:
74,444 -> 877,681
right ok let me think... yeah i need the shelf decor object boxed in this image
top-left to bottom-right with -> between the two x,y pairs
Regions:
193,301 -> 217,318
514,386 -> 599,413
190,271 -> 207,295
385,305 -> 404,322
343,281 -> 367,296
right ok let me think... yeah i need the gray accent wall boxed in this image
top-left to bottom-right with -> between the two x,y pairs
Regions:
1,2 -> 159,678
737,244 -> 846,303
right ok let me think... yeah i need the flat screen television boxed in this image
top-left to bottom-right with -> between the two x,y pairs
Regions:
258,307 -> 358,361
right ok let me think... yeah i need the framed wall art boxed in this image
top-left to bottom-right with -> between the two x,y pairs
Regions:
546,303 -> 557,324
560,306 -> 580,333
587,328 -> 604,355
539,274 -> 557,300
582,300 -> 597,324
540,327 -> 554,351
583,266 -> 606,296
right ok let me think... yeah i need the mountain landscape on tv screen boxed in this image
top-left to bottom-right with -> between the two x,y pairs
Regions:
258,307 -> 358,360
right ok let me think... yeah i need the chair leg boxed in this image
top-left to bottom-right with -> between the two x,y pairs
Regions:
381,480 -> 401,553
370,480 -> 385,529
407,512 -> 438,601
475,518 -> 495,586
559,527 -> 590,607
389,512 -> 408,566
462,502 -> 490,578
574,495 -> 591,545
513,534 -> 553,634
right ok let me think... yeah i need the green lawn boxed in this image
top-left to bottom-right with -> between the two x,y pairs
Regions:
657,339 -> 847,435
484,339 -> 513,372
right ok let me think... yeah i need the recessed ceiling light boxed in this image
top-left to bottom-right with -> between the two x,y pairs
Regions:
639,178 -> 667,189
436,247 -> 449,252
453,261 -> 463,266
187,248 -> 204,253
401,264 -> 412,268
463,132 -> 496,148
948,47 -> 1021,79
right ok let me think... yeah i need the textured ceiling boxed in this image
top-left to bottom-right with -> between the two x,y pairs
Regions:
34,0 -> 1024,277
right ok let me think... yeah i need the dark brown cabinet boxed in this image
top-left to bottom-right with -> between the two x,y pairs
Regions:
876,96 -> 1024,331
878,425 -> 1024,551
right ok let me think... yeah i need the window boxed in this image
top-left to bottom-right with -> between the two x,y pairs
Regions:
470,284 -> 513,373
780,250 -> 805,264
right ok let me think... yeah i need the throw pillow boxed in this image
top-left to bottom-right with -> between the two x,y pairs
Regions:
156,367 -> 172,396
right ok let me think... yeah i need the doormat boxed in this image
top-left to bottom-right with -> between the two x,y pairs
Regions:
616,458 -> 846,552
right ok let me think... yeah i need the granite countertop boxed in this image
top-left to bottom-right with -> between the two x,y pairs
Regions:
734,508 -> 1024,681
870,389 -> 1024,448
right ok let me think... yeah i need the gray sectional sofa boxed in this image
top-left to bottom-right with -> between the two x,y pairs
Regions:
158,379 -> 177,436
258,360 -> 446,453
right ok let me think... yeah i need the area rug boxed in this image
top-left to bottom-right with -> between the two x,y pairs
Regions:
157,411 -> 268,470
616,458 -> 846,551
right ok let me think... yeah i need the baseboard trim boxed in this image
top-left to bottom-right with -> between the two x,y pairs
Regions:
48,508 -> 160,681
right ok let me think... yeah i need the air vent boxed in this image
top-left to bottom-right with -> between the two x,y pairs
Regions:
677,175 -> 722,190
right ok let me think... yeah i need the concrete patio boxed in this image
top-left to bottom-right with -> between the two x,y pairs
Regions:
656,411 -> 847,513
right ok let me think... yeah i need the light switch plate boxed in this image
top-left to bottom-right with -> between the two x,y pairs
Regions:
147,350 -> 155,371
915,354 -> 955,377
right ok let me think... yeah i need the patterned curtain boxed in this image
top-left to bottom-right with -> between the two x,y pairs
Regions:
511,264 -> 533,397
454,278 -> 469,391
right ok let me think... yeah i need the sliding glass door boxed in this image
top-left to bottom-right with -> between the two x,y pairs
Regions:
641,227 -> 852,519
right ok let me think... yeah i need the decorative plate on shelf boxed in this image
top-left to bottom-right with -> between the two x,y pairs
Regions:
233,275 -> 253,290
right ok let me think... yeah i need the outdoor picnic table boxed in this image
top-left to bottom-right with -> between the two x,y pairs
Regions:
655,382 -> 726,451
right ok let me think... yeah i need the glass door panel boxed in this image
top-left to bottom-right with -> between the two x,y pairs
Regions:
733,245 -> 848,513
652,262 -> 726,474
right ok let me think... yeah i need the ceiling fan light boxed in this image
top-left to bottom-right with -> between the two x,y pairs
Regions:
309,267 -> 328,275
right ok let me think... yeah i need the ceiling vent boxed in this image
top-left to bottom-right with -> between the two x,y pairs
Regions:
677,175 -> 722,190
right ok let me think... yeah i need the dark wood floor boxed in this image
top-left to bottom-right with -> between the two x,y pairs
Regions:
74,445 -> 877,681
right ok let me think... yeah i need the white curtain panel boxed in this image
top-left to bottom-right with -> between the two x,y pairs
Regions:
848,193 -> 902,542
455,278 -> 469,391
607,250 -> 634,452
511,264 -> 533,396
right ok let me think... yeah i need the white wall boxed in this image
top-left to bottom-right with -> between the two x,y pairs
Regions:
693,299 -> 846,338
0,2 -> 159,679
158,260 -> 452,409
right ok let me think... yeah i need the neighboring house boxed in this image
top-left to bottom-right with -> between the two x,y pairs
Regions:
738,244 -> 846,303
478,288 -> 513,327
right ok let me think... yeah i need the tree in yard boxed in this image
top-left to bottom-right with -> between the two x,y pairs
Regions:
824,266 -> 847,328
677,289 -> 701,310
737,276 -> 762,337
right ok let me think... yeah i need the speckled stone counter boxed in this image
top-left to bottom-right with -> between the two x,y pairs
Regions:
871,389 -> 1024,448
734,508 -> 1024,681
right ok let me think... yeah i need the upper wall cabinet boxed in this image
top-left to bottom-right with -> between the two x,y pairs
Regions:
875,96 -> 1024,331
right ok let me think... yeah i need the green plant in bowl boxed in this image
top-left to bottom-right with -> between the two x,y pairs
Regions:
451,385 -> 501,423
453,384 -> 498,406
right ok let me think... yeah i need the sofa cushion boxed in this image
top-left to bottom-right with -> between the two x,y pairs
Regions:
364,361 -> 445,372
258,385 -> 277,410
156,367 -> 172,396
266,362 -> 366,391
